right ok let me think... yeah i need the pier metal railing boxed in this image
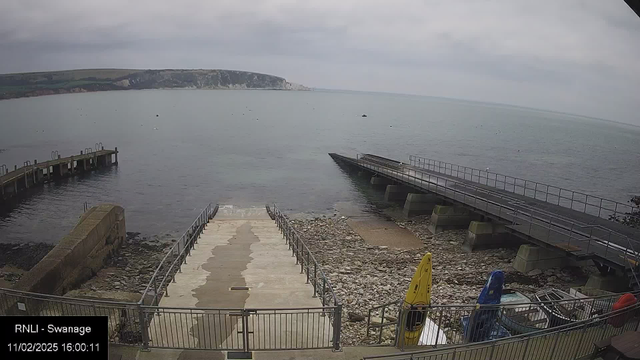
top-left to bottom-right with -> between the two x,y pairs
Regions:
408,155 -> 638,222
363,301 -> 640,360
140,203 -> 218,306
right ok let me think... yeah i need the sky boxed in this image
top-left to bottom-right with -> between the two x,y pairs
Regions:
1,1 -> 639,125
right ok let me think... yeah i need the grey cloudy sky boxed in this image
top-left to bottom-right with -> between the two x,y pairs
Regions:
2,0 -> 639,125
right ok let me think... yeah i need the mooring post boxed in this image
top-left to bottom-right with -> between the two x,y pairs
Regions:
115,147 -> 118,164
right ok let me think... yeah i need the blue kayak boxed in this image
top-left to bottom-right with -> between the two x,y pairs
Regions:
463,270 -> 510,342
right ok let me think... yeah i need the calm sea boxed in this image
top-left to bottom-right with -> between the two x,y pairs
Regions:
1,89 -> 639,243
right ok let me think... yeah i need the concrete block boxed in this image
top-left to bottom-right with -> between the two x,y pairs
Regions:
585,274 -> 629,293
13,204 -> 126,297
428,205 -> 477,233
512,244 -> 569,273
463,222 -> 520,252
384,185 -> 411,202
370,176 -> 394,186
403,193 -> 439,217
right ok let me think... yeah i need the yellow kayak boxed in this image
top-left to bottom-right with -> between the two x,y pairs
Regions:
402,252 -> 432,346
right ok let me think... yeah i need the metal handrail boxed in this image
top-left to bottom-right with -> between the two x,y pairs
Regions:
408,155 -> 638,222
366,290 -> 640,345
268,203 -> 342,350
139,203 -> 218,305
353,155 -> 640,270
368,289 -> 640,313
269,204 -> 340,307
364,301 -> 640,359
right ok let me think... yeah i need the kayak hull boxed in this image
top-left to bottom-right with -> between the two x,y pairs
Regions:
402,253 -> 432,346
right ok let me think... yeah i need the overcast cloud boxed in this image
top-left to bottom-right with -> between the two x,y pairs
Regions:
1,1 -> 639,124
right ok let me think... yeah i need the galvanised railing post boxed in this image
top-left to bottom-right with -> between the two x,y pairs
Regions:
153,275 -> 159,306
598,198 -> 603,218
520,337 -> 530,360
312,263 -> 317,297
488,341 -> 497,360
306,248 -> 310,283
299,243 -> 304,274
397,308 -> 407,351
567,222 -> 575,249
177,242 -> 182,273
295,237 -> 300,265
573,321 -> 589,359
549,326 -> 562,358
434,307 -> 444,348
332,304 -> 342,351
138,304 -> 150,350
377,305 -> 387,344
322,278 -> 326,307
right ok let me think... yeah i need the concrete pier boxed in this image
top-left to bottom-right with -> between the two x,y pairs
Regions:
403,193 -> 439,217
428,205 -> 477,233
149,206 -> 330,350
0,147 -> 118,204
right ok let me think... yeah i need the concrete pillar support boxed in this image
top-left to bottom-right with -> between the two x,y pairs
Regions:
384,185 -> 411,202
512,244 -> 569,273
370,176 -> 393,186
584,274 -> 629,293
403,193 -> 439,217
428,205 -> 477,233
463,222 -> 515,252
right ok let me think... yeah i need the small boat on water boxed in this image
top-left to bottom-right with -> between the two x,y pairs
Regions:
534,288 -> 590,327
499,289 -> 549,334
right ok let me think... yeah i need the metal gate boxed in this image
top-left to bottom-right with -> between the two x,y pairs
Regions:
142,306 -> 340,351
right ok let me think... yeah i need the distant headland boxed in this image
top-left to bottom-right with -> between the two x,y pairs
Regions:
0,68 -> 310,100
